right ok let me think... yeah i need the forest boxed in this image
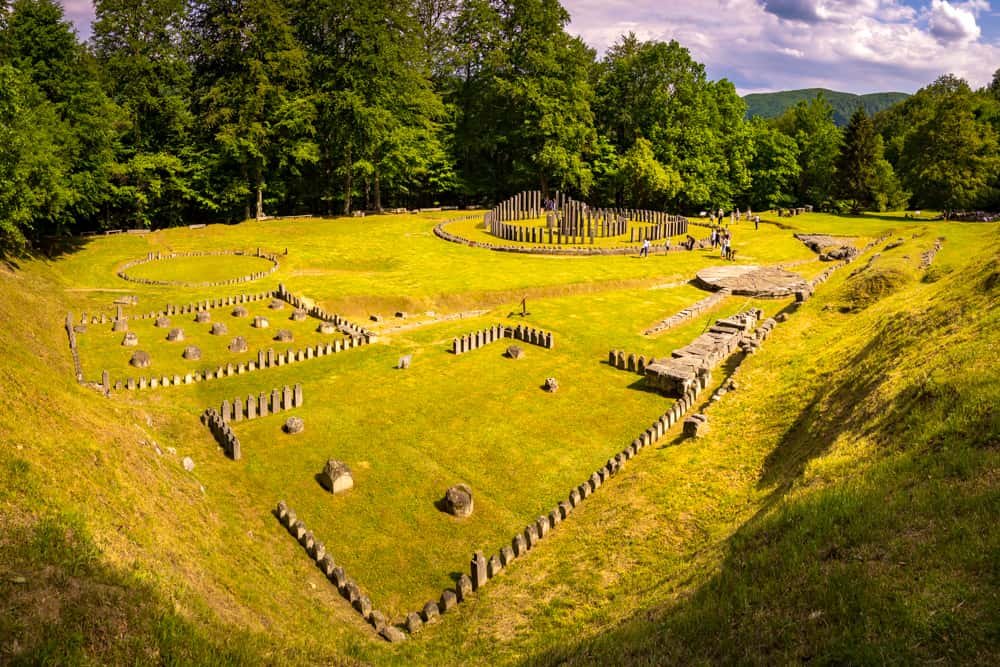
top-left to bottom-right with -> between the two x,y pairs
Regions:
1,0 -> 999,252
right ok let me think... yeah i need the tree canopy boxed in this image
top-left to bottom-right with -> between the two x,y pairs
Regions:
1,0 -> 998,252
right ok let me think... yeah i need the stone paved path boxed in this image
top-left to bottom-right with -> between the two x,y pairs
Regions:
695,265 -> 809,297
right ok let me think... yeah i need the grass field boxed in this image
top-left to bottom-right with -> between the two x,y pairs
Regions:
0,208 -> 996,665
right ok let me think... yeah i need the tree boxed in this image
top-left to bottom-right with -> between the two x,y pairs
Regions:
453,0 -> 595,198
92,0 -> 207,228
617,137 -> 681,207
746,117 -> 800,211
2,0 -> 120,232
188,0 -> 313,220
593,35 -> 748,210
292,0 -> 447,213
835,108 -> 894,212
897,77 -> 1000,214
773,94 -> 841,207
0,63 -> 70,253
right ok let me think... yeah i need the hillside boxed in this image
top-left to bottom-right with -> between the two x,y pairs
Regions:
745,88 -> 910,125
0,212 -> 996,665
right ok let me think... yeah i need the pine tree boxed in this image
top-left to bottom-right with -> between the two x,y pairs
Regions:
835,108 -> 883,212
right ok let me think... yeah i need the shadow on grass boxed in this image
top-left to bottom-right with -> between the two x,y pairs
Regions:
2,236 -> 92,270
519,315 -> 998,665
0,475 -> 273,665
756,333 -> 889,497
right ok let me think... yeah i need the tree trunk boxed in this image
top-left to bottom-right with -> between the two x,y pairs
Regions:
540,174 -> 548,199
255,164 -> 264,221
242,163 -> 251,221
374,170 -> 382,212
343,144 -> 352,215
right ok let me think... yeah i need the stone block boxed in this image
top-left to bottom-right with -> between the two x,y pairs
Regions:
422,601 -> 440,624
471,551 -> 487,590
500,545 -> 515,567
343,581 -> 361,604
405,611 -> 423,634
444,484 -> 474,517
512,533 -> 527,557
318,460 -> 353,493
353,595 -> 372,619
457,574 -> 472,602
488,554 -> 503,578
683,413 -> 709,437
381,626 -> 406,643
524,523 -> 538,549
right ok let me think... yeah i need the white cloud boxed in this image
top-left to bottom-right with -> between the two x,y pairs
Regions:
58,0 -> 94,39
564,0 -> 999,93
928,0 -> 982,42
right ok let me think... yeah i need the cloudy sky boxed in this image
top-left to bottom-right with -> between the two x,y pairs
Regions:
58,0 -> 998,94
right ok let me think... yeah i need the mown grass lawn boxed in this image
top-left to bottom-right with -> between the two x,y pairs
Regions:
2,209 -> 995,666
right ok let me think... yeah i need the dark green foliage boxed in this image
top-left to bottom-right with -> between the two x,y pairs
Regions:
592,34 -> 749,209
746,117 -> 800,210
451,0 -> 595,198
834,108 -> 906,212
879,75 -> 1000,213
773,95 -> 842,207
3,0 -> 1000,251
745,88 -> 910,126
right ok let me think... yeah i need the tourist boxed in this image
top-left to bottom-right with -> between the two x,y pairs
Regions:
754,215 -> 759,230
710,228 -> 718,248
640,238 -> 651,257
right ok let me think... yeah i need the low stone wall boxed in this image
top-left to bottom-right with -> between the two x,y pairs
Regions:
434,221 -> 706,257
113,336 -> 368,391
117,249 -> 281,287
273,503 -> 401,641
201,408 -> 240,459
218,383 -> 302,423
607,350 -> 652,374
451,323 -> 554,355
201,383 -> 302,460
798,233 -> 891,302
109,289 -> 277,324
275,284 -> 373,340
64,313 -> 84,383
778,206 -> 811,217
921,238 -> 944,269
645,309 -> 762,396
642,288 -> 731,336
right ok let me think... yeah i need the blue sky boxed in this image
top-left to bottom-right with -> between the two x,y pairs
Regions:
58,0 -> 998,95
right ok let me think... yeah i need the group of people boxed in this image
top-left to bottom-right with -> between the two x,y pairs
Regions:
710,227 -> 736,260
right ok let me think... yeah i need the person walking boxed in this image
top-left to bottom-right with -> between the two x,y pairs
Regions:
640,238 -> 651,258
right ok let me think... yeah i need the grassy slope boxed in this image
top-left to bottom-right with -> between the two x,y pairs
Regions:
0,211 -> 996,665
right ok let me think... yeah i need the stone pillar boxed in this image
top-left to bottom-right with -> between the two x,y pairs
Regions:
471,551 -> 487,591
294,384 -> 303,407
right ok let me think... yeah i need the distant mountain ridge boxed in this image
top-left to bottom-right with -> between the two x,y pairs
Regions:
743,88 -> 910,126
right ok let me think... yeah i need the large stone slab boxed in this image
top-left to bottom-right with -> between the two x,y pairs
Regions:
695,265 -> 808,298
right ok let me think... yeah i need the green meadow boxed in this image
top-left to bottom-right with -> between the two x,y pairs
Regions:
0,210 -> 996,665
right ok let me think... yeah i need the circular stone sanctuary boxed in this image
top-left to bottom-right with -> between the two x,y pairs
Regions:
117,249 -> 280,287
695,265 -> 809,298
